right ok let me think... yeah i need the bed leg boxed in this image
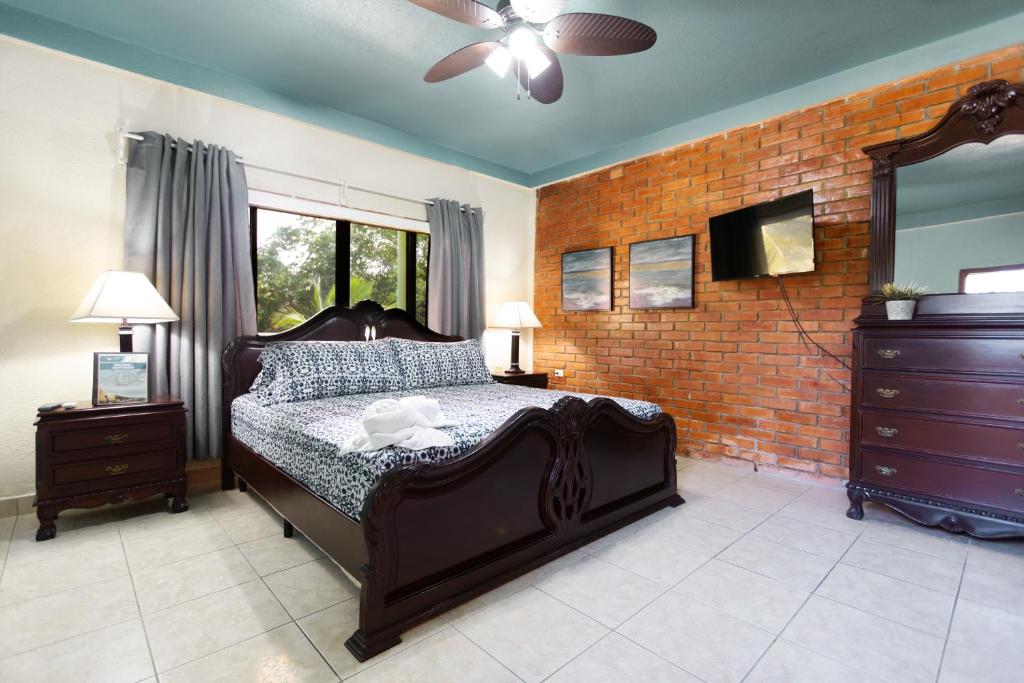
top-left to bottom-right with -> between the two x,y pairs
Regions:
238,479 -> 248,493
220,458 -> 236,491
668,493 -> 685,507
283,520 -> 294,538
345,629 -> 401,663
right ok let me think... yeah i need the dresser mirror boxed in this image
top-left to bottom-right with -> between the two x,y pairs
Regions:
895,133 -> 1024,294
863,79 -> 1024,310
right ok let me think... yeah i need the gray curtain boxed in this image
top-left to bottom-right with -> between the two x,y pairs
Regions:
124,132 -> 256,460
427,199 -> 486,339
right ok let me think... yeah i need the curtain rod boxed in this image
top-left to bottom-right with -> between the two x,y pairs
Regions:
119,131 -> 474,212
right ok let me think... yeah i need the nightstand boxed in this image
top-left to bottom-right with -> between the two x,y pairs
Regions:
34,397 -> 188,541
491,372 -> 549,389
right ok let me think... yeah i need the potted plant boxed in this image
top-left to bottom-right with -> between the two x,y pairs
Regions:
867,282 -> 928,320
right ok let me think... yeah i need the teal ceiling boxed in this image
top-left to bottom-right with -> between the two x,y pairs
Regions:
2,1 -> 1023,186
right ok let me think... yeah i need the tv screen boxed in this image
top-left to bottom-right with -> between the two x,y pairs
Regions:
709,190 -> 815,281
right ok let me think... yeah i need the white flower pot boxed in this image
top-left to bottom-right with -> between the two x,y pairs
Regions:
885,300 -> 916,321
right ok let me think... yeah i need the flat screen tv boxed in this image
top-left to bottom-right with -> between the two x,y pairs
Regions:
709,189 -> 815,281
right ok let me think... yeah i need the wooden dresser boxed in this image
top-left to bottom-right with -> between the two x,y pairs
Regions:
35,397 -> 188,541
846,321 -> 1024,537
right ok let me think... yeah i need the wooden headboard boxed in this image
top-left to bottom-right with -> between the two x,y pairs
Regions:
222,300 -> 461,428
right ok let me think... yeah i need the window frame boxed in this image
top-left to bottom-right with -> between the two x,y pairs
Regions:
958,262 -> 1024,294
249,206 -> 428,330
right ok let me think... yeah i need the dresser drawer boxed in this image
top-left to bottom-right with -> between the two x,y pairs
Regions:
861,449 -> 1024,514
861,411 -> 1024,467
50,449 -> 177,489
862,372 -> 1024,420
862,336 -> 1024,375
51,421 -> 173,453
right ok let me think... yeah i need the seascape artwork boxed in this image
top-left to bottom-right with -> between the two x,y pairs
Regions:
629,235 -> 694,309
562,247 -> 612,311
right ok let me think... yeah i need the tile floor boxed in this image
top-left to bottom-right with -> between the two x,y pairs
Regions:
0,457 -> 1021,682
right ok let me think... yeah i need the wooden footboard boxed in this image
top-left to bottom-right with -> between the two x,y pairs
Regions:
346,395 -> 681,660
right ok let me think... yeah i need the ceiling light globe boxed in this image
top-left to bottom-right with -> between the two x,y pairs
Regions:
485,46 -> 512,77
523,48 -> 551,78
508,27 -> 538,59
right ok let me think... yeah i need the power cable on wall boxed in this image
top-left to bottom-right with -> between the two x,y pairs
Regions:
776,276 -> 851,392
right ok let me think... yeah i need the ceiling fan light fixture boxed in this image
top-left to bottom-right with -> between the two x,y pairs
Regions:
507,26 -> 539,59
485,45 -> 512,77
523,48 -> 551,78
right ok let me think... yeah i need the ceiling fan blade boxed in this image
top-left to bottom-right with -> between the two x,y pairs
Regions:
407,0 -> 503,29
424,41 -> 502,82
509,0 -> 566,24
543,13 -> 657,56
515,47 -> 563,104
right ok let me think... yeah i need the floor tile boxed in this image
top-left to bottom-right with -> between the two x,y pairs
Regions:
0,543 -> 128,605
618,591 -> 774,682
711,477 -> 806,513
132,546 -> 257,614
0,576 -> 138,659
0,618 -> 153,683
116,505 -> 215,543
718,536 -> 834,592
673,559 -> 808,634
947,598 -> 1024,665
777,489 -> 865,535
679,497 -> 770,533
677,473 -> 735,497
751,514 -> 857,561
534,554 -> 665,628
958,561 -> 1024,613
859,516 -> 968,562
200,489 -> 272,521
842,537 -> 963,594
816,563 -> 955,636
143,579 -> 290,672
964,538 -> 1024,575
5,514 -> 122,568
520,549 -> 589,586
264,557 -> 359,620
122,518 -> 233,572
443,576 -> 532,623
679,460 -> 752,483
454,586 -> 608,683
746,638 -> 880,683
215,506 -> 286,545
547,632 -> 699,682
348,627 -> 516,683
939,641 -> 1021,682
297,598 -> 447,679
782,595 -> 944,683
591,526 -> 710,586
237,532 -> 325,576
641,508 -> 745,556
159,622 -> 337,683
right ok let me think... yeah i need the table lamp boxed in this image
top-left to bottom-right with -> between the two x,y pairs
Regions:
70,271 -> 179,352
492,301 -> 541,375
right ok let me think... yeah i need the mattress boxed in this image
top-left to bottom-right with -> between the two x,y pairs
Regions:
230,383 -> 662,520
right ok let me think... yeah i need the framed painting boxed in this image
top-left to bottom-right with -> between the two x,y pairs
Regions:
629,235 -> 695,309
562,247 -> 613,312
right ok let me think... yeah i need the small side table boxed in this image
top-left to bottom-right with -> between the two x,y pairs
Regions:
491,372 -> 549,389
34,397 -> 188,541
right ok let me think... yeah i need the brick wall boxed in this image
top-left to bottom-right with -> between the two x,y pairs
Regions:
533,44 -> 1024,480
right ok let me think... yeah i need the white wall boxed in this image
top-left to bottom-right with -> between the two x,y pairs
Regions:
895,211 -> 1024,293
0,35 -> 537,498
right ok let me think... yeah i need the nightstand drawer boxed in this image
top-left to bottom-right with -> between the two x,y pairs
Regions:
51,449 -> 177,488
51,421 -> 173,453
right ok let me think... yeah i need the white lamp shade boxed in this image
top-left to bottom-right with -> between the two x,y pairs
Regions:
492,301 -> 542,329
70,271 -> 179,324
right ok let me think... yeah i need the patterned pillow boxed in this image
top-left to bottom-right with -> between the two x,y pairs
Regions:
388,338 -> 494,390
250,340 -> 403,404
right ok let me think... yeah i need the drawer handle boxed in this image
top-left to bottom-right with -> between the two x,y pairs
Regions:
1016,488 -> 1024,498
876,388 -> 900,399
1018,443 -> 1024,451
104,433 -> 129,445
875,465 -> 898,477
877,349 -> 901,360
876,426 -> 899,438
105,464 -> 129,475
1018,398 -> 1024,408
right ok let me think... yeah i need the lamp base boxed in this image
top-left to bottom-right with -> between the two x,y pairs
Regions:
118,323 -> 133,353
506,330 -> 525,375
503,366 -> 526,375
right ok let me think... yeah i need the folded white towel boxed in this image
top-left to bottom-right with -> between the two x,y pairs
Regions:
340,396 -> 457,454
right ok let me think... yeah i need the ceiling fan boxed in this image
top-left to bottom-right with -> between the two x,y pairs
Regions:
408,0 -> 657,104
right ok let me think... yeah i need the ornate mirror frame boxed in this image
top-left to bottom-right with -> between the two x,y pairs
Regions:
862,79 -> 1024,312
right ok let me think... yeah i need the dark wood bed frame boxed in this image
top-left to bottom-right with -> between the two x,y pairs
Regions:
221,300 -> 682,661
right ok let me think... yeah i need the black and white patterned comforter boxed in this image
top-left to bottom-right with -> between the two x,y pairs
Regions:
231,383 -> 661,520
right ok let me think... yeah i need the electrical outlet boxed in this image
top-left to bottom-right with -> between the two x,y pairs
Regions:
553,369 -> 565,378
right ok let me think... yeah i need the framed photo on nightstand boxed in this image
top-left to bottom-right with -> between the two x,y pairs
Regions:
93,352 -> 150,405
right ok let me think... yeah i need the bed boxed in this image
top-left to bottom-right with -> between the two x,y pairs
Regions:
221,300 -> 682,661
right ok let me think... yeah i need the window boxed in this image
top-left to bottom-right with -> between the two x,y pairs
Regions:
959,263 -> 1024,294
251,207 -> 429,333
